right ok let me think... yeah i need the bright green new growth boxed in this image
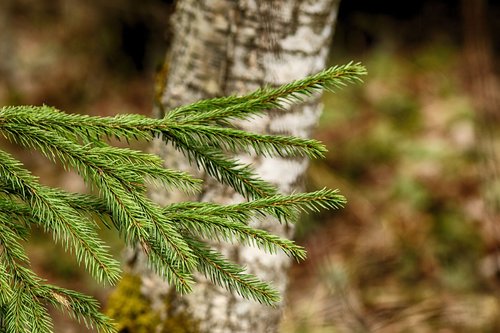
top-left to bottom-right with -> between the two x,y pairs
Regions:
0,63 -> 366,332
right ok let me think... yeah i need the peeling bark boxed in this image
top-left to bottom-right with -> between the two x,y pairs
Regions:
128,1 -> 340,332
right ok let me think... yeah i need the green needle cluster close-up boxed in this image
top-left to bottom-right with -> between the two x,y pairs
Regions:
0,63 -> 365,333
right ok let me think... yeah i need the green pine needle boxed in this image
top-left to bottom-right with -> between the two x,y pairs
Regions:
165,62 -> 366,123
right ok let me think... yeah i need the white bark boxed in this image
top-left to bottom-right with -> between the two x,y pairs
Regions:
130,1 -> 340,332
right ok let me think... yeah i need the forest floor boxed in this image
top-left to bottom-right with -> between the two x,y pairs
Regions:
282,38 -> 500,332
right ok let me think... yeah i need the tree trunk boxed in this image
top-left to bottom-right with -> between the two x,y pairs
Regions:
126,1 -> 340,332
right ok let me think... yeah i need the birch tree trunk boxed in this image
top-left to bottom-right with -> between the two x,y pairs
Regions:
127,1 -> 341,332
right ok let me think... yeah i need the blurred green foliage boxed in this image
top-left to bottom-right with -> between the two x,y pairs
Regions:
284,38 -> 499,332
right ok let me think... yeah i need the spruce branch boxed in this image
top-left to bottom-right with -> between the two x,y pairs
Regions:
0,105 -> 326,161
3,263 -> 54,333
169,212 -> 307,259
2,125 -> 198,286
168,138 -> 278,199
0,121 -> 200,194
0,263 -> 12,307
91,170 -> 196,291
164,188 -> 346,223
0,63 -> 365,332
185,237 -> 281,306
37,285 -> 115,333
0,105 -> 157,143
165,124 -> 327,158
165,62 -> 366,123
0,151 -> 122,285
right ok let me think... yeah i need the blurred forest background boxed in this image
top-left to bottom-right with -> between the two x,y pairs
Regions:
1,0 -> 499,332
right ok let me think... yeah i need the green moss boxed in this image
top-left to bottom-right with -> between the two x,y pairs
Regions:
160,290 -> 201,333
105,274 -> 200,333
105,274 -> 161,333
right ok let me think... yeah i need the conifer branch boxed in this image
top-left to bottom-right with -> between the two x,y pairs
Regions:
169,212 -> 307,259
0,151 -> 122,285
165,62 -> 366,123
168,138 -> 278,199
0,63 -> 366,332
1,106 -> 326,161
164,188 -> 346,223
165,124 -> 327,158
185,237 -> 281,306
37,284 -> 115,333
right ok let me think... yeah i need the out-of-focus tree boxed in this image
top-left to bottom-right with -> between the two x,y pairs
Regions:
110,1 -> 343,332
